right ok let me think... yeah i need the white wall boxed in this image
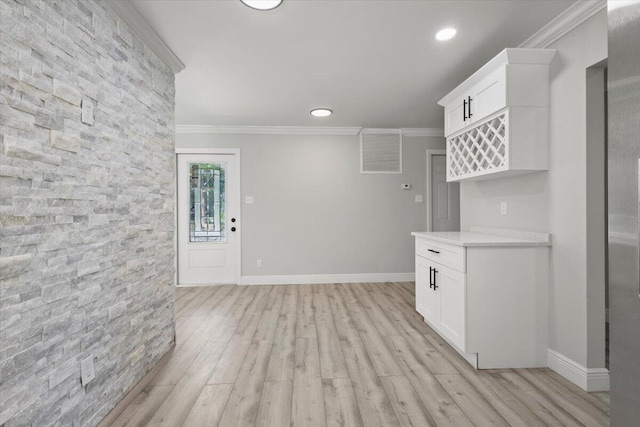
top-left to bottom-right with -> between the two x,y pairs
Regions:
177,132 -> 444,278
460,10 -> 607,372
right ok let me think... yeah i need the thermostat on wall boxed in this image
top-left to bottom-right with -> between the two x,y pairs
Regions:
401,184 -> 411,190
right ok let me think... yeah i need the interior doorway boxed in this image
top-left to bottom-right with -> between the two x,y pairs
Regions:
426,149 -> 460,232
586,62 -> 609,377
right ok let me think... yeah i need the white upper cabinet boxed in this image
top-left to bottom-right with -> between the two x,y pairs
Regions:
438,48 -> 556,182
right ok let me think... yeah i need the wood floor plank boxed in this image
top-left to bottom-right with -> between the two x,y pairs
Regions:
182,384 -> 234,427
291,337 -> 326,427
323,377 -> 364,427
542,368 -> 610,414
254,285 -> 285,340
493,371 -> 584,426
255,381 -> 292,427
146,339 -> 228,426
314,286 -> 349,379
107,384 -> 173,427
326,284 -> 359,339
349,308 -> 404,377
265,287 -> 298,382
218,340 -> 274,427
208,286 -> 257,341
436,374 -> 510,427
339,334 -> 400,427
384,335 -> 473,427
296,286 -> 317,338
207,338 -> 253,384
518,369 -> 610,426
380,375 -> 437,427
348,284 -> 399,336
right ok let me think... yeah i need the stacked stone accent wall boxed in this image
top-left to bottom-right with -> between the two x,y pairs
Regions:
0,0 -> 176,425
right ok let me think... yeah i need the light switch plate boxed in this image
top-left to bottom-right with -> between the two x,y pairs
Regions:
415,195 -> 424,203
80,355 -> 96,386
245,196 -> 254,204
256,259 -> 263,268
500,202 -> 508,215
81,99 -> 94,125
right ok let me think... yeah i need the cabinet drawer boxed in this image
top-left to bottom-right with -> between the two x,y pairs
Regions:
415,239 -> 466,272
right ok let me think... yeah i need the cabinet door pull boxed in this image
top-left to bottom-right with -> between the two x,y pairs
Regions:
429,267 -> 434,289
433,269 -> 439,290
427,249 -> 440,254
467,96 -> 473,119
463,98 -> 468,121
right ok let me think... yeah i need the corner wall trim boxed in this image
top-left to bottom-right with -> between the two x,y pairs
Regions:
106,0 -> 185,74
519,0 -> 606,48
547,349 -> 610,392
239,273 -> 415,286
175,125 -> 363,136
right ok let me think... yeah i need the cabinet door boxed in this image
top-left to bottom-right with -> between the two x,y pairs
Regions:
433,262 -> 466,351
444,97 -> 470,137
415,256 -> 438,326
471,66 -> 507,123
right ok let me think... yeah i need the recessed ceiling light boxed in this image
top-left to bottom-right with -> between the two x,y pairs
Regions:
240,0 -> 283,11
435,27 -> 457,41
310,108 -> 332,118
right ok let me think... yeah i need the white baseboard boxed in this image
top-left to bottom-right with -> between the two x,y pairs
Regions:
238,272 -> 415,286
547,349 -> 609,392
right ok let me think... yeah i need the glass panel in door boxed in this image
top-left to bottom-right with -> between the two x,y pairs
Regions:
189,162 -> 226,243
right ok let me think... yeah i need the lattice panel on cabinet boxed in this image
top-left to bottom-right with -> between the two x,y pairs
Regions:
447,112 -> 508,180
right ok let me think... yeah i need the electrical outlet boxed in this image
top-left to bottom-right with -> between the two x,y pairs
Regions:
256,259 -> 263,268
81,98 -> 94,125
415,195 -> 424,203
81,355 -> 96,386
500,202 -> 508,215
245,196 -> 254,204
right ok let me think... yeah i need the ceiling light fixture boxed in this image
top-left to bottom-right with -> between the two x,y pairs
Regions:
310,108 -> 332,118
240,0 -> 283,11
435,27 -> 457,41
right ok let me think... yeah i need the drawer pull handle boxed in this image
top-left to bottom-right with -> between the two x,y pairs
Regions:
427,249 -> 440,254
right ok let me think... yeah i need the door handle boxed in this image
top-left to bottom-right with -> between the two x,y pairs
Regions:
433,269 -> 438,290
467,96 -> 473,119
463,98 -> 467,121
429,267 -> 434,289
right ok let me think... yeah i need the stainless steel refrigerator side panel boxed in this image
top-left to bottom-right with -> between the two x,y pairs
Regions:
608,1 -> 640,424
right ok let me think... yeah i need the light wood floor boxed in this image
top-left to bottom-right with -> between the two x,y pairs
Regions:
102,283 -> 610,427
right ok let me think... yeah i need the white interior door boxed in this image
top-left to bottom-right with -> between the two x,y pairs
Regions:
177,154 -> 239,285
431,154 -> 460,231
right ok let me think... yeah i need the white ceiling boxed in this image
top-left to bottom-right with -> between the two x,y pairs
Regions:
132,0 -> 575,129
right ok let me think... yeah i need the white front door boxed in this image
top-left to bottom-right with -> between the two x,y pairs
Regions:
177,154 -> 239,285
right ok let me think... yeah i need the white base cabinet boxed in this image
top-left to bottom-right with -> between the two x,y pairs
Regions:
414,232 -> 550,369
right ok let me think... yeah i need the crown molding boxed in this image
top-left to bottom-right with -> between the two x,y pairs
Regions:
106,0 -> 185,74
519,0 -> 606,48
401,128 -> 444,137
175,125 -> 363,135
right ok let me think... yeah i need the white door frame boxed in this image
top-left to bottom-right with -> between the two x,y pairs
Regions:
426,149 -> 446,232
174,147 -> 241,286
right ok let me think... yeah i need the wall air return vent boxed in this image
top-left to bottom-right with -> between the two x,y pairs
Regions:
360,129 -> 402,173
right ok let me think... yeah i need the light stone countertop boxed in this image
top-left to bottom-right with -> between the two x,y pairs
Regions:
411,229 -> 552,247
